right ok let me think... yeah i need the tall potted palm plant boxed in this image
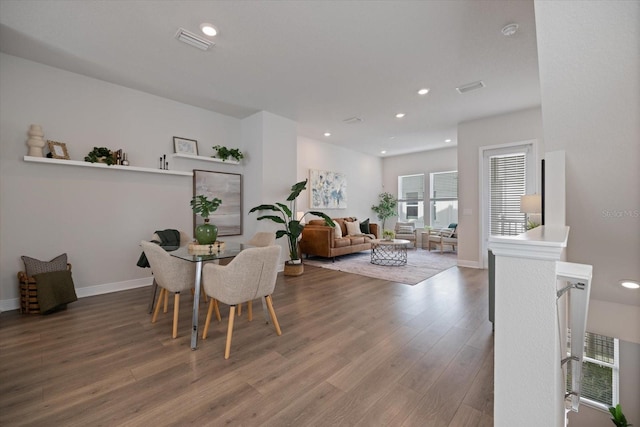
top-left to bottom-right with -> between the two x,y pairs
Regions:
249,179 -> 334,276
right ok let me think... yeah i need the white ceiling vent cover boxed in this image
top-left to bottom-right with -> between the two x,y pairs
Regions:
456,80 -> 485,94
342,116 -> 363,124
175,28 -> 214,51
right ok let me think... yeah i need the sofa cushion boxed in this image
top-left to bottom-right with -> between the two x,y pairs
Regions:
397,225 -> 414,233
360,218 -> 370,234
333,222 -> 343,238
349,235 -> 365,245
345,220 -> 361,236
334,237 -> 352,248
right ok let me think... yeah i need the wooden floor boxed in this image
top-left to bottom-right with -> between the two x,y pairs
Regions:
0,265 -> 493,426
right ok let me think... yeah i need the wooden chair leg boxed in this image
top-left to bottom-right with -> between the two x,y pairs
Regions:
238,303 -> 242,316
152,288 -> 165,323
265,295 -> 282,336
163,289 -> 169,313
247,300 -> 253,322
203,299 -> 215,339
172,293 -> 180,339
213,299 -> 221,322
224,305 -> 236,359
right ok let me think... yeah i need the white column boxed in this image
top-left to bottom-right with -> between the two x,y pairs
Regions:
490,225 -> 570,427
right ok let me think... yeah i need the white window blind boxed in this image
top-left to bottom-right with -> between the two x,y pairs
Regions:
398,174 -> 425,226
489,154 -> 526,236
431,171 -> 458,200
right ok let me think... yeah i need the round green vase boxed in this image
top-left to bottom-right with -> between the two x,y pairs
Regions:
195,220 -> 218,245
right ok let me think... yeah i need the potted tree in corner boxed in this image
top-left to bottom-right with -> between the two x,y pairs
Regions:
249,179 -> 335,276
371,192 -> 398,235
190,195 -> 222,245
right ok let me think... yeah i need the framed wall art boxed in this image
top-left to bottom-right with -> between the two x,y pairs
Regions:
310,169 -> 347,209
173,136 -> 198,156
47,140 -> 70,160
193,170 -> 242,236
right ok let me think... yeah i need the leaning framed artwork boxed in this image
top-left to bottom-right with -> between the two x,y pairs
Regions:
310,169 -> 347,209
173,137 -> 198,156
193,170 -> 242,236
47,140 -> 70,160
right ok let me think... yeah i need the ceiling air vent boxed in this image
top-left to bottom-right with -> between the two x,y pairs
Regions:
456,80 -> 485,94
342,116 -> 363,124
175,28 -> 214,51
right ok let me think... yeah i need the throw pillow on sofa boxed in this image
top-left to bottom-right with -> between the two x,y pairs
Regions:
345,220 -> 361,236
398,226 -> 414,234
333,223 -> 343,238
360,218 -> 370,234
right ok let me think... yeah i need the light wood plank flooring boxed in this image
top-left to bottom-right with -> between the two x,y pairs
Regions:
0,265 -> 493,426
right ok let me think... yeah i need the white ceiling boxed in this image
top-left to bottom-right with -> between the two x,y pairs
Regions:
0,0 -> 541,157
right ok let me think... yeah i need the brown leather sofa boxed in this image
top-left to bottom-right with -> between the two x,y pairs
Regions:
299,217 -> 379,260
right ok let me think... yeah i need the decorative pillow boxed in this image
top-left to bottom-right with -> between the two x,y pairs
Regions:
21,253 -> 67,277
398,226 -> 414,234
333,223 -> 343,238
360,218 -> 370,234
345,220 -> 361,236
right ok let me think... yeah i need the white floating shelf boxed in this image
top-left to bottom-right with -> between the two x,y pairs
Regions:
23,156 -> 193,176
171,153 -> 240,165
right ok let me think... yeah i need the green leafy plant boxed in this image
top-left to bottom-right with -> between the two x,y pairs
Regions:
249,179 -> 335,261
212,145 -> 244,162
609,404 -> 632,427
190,195 -> 222,220
382,229 -> 395,240
371,192 -> 398,230
84,147 -> 115,166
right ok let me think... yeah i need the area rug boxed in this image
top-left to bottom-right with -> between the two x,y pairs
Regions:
303,248 -> 457,285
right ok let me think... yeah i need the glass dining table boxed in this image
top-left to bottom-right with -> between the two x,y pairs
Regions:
164,242 -> 250,350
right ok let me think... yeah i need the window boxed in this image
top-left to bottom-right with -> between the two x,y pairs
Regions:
489,154 -> 526,236
566,331 -> 619,410
398,174 -> 424,227
430,171 -> 458,229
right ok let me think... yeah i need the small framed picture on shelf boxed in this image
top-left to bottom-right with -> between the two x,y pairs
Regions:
173,137 -> 198,156
47,140 -> 70,160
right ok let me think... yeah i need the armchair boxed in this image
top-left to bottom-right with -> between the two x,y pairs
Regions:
427,223 -> 458,253
394,222 -> 417,248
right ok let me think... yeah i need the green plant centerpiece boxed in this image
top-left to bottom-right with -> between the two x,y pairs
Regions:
212,145 -> 244,162
249,179 -> 335,275
190,195 -> 222,245
371,192 -> 398,230
382,229 -> 395,240
84,147 -> 116,166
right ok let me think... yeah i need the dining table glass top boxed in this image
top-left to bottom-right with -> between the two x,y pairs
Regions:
166,242 -> 249,262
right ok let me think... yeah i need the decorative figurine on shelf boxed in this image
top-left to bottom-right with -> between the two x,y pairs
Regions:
121,152 -> 129,166
26,124 -> 46,157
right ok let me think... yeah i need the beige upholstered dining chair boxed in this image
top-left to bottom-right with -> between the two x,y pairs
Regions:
141,240 -> 195,339
247,231 -> 276,247
201,245 -> 282,359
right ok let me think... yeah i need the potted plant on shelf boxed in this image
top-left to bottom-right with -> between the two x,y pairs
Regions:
371,192 -> 398,230
84,147 -> 116,165
249,179 -> 335,276
190,195 -> 222,245
212,145 -> 244,162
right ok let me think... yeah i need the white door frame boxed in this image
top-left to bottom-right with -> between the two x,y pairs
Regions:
478,140 -> 539,268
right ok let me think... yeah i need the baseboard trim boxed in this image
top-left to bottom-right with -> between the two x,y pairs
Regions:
457,259 -> 484,269
0,277 -> 153,313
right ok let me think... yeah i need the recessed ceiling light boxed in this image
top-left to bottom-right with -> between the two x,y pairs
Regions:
417,88 -> 430,95
620,280 -> 640,289
381,150 -> 387,154
200,23 -> 218,37
445,139 -> 452,143
501,23 -> 519,37
323,132 -> 331,137
395,113 -> 406,119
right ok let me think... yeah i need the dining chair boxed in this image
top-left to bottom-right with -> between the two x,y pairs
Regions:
247,231 -> 276,247
201,245 -> 282,359
141,240 -> 201,338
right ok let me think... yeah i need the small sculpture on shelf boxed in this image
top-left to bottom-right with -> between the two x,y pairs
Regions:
26,124 -> 46,157
212,145 -> 244,162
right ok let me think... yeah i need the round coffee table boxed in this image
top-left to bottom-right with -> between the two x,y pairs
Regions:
370,239 -> 410,266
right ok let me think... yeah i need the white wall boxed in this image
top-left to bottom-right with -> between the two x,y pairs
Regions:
297,136 -> 382,225
382,147 -> 458,244
0,53 -> 244,309
457,107 -> 544,268
535,1 -> 640,423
